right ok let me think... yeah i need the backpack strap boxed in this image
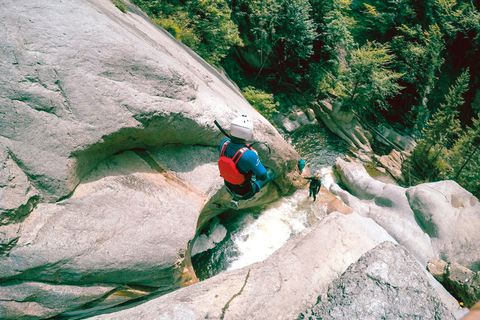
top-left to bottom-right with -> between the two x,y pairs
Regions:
232,147 -> 248,164
221,140 -> 250,164
220,140 -> 230,157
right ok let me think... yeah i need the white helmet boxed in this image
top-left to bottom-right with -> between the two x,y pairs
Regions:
230,115 -> 254,141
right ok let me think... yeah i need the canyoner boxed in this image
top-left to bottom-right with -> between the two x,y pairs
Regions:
215,115 -> 275,209
305,173 -> 322,201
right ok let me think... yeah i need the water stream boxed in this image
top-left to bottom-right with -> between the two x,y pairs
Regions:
192,123 -> 348,280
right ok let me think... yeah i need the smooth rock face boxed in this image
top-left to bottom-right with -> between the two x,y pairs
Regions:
302,242 -> 456,320
88,212 -> 397,320
0,0 -> 302,318
0,280 -> 116,320
333,158 -> 435,266
406,181 -> 480,272
0,151 -> 203,287
0,0 -> 300,208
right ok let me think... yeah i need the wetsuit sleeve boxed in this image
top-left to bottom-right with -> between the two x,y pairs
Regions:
239,150 -> 267,176
237,149 -> 272,188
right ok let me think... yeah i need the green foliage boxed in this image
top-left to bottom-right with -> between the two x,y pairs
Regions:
473,90 -> 480,116
353,0 -> 417,43
242,86 -> 279,120
340,41 -> 404,116
445,117 -> 480,197
153,14 -> 201,49
394,24 -> 445,91
186,0 -> 243,64
130,0 -> 242,65
312,0 -> 355,100
229,0 -> 317,88
430,0 -> 472,37
310,0 -> 352,20
230,0 -> 281,65
275,0 -> 317,61
422,68 -> 468,147
390,24 -> 445,127
323,8 -> 355,51
406,69 -> 470,182
111,0 -> 127,13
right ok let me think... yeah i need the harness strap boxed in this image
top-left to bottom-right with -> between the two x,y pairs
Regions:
221,140 -> 249,164
220,140 -> 229,157
232,147 -> 248,163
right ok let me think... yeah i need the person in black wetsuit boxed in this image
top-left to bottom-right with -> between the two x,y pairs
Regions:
305,173 -> 321,201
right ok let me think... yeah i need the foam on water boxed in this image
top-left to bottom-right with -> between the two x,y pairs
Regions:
191,217 -> 227,256
227,190 -> 313,270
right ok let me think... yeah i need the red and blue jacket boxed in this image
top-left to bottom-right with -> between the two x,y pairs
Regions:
219,138 -> 270,196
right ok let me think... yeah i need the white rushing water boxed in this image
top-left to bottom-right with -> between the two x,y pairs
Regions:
191,217 -> 228,256
191,166 -> 338,275
226,166 -> 336,270
227,190 -> 312,270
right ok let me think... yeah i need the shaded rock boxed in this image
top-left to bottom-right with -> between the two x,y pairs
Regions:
313,100 -> 372,152
301,242 -> 457,320
428,259 -> 450,282
0,280 -> 115,320
296,110 -> 316,125
89,212 -> 397,319
288,112 -> 299,120
273,113 -> 301,132
58,286 -> 156,319
305,108 -> 316,121
374,149 -> 410,183
272,110 -> 316,133
374,124 -> 416,152
447,263 -> 480,308
0,223 -> 21,257
428,260 -> 480,308
406,181 -> 480,272
0,143 -> 39,225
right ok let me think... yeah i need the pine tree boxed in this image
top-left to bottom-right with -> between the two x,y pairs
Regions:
422,69 -> 468,152
448,117 -> 480,193
409,68 -> 470,181
390,24 -> 445,128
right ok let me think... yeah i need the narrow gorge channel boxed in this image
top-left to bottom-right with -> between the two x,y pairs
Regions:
192,123 -> 349,280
